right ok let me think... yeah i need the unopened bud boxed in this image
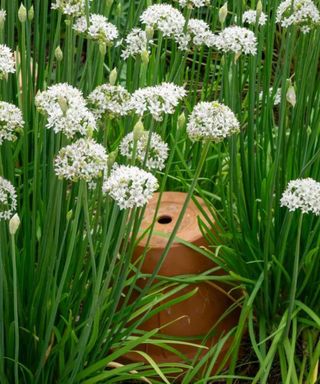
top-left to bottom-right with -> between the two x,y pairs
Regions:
55,46 -> 63,62
66,210 -> 73,222
99,41 -> 107,56
286,85 -> 296,107
57,96 -> 68,114
178,112 -> 186,129
146,26 -> 154,40
0,10 -> 6,30
133,120 -> 145,141
115,2 -> 122,16
141,49 -> 149,65
106,0 -> 113,9
219,2 -> 228,25
234,51 -> 241,62
9,214 -> 20,235
256,1 -> 263,19
109,68 -> 117,85
28,5 -> 34,21
107,149 -> 118,169
18,3 -> 27,23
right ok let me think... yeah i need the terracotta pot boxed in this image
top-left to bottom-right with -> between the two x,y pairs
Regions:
124,192 -> 240,370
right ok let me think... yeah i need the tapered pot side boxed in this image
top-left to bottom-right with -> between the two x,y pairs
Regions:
123,192 -> 240,371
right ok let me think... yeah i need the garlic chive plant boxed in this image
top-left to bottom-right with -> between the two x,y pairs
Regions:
0,0 -> 319,383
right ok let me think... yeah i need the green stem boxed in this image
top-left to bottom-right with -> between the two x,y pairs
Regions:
11,233 -> 19,384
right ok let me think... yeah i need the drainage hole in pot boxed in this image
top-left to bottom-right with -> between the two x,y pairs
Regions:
158,215 -> 172,224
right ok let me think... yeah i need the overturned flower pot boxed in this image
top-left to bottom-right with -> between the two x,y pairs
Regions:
124,192 -> 240,370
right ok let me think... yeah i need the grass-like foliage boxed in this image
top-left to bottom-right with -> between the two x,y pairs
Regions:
0,0 -> 319,383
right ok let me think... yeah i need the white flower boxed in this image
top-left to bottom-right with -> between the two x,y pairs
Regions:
186,19 -> 217,47
0,44 -> 15,79
243,10 -> 267,26
120,131 -> 169,171
0,9 -> 6,26
0,176 -> 17,221
280,178 -> 320,215
0,102 -> 24,145
177,0 -> 209,8
140,4 -> 185,39
35,83 -> 97,138
276,0 -> 320,33
103,165 -> 158,209
187,101 -> 240,142
51,0 -> 91,17
129,82 -> 186,122
121,28 -> 150,60
214,26 -> 257,55
259,87 -> 282,106
54,138 -> 108,182
73,14 -> 118,45
87,84 -> 131,119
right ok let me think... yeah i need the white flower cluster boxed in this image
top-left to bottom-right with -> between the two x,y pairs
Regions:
51,0 -> 90,17
140,4 -> 185,39
187,101 -> 240,142
0,176 -> 17,220
259,87 -> 282,106
186,19 -> 216,48
177,0 -> 209,8
129,82 -> 186,121
243,10 -> 267,26
35,83 -> 96,138
280,178 -> 320,215
121,28 -> 150,60
0,44 -> 15,79
54,138 -> 108,182
276,0 -> 320,33
103,165 -> 158,209
87,84 -> 131,119
73,14 -> 119,45
0,102 -> 24,145
214,26 -> 257,56
120,131 -> 169,171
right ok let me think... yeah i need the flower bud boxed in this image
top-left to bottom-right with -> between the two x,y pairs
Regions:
57,96 -> 68,114
256,0 -> 263,19
66,210 -> 73,222
109,68 -> 117,85
0,10 -> 6,30
115,2 -> 122,16
133,120 -> 144,141
18,3 -> 27,23
28,5 -> 34,22
99,41 -> 107,56
141,49 -> 149,65
146,26 -> 154,40
106,0 -> 113,9
178,112 -> 186,130
55,46 -> 63,62
286,85 -> 296,107
9,214 -> 20,235
107,149 -> 118,169
219,2 -> 228,25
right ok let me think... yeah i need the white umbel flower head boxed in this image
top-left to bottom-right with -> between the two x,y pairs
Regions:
35,83 -> 97,138
129,83 -> 186,122
0,102 -> 24,145
54,138 -> 108,182
276,0 -> 320,33
73,14 -> 118,45
120,131 -> 169,171
0,44 -> 15,79
51,0 -> 91,17
187,101 -> 240,142
140,4 -> 185,38
87,84 -> 131,119
177,0 -> 209,8
243,10 -> 267,26
188,19 -> 217,47
280,178 -> 320,215
103,165 -> 158,209
121,28 -> 150,60
214,26 -> 257,56
0,176 -> 17,221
